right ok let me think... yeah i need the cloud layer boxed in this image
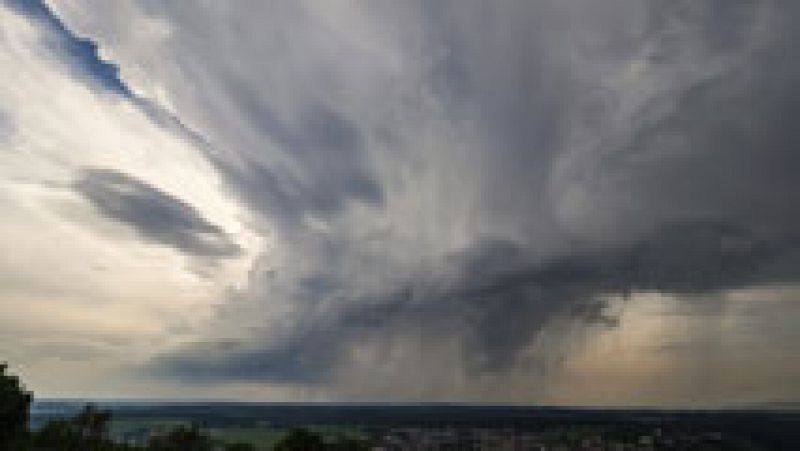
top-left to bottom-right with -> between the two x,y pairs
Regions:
1,0 -> 798,404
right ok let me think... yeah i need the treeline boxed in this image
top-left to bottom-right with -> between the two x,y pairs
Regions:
1,364 -> 368,451
30,404 -> 226,451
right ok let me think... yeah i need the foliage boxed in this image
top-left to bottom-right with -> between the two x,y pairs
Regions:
273,428 -> 325,451
0,363 -> 32,450
273,428 -> 370,451
224,443 -> 257,451
31,404 -> 132,451
325,435 -> 370,451
146,424 -> 212,451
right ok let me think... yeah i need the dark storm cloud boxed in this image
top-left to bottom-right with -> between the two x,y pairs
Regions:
48,0 -> 800,392
448,222 -> 800,373
151,339 -> 337,384
557,0 -> 800,237
207,101 -> 383,227
593,47 -> 800,236
74,169 -> 241,258
151,220 -> 800,383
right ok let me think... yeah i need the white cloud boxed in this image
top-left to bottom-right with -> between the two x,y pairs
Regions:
0,2 -> 258,395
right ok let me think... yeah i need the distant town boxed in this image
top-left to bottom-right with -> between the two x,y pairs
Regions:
27,398 -> 800,450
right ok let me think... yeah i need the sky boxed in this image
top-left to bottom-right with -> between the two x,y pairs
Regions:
1,0 -> 799,407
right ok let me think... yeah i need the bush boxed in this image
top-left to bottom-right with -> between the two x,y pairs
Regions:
274,428 -> 325,450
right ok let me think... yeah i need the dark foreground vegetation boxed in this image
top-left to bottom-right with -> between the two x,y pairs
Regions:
5,364 -> 800,450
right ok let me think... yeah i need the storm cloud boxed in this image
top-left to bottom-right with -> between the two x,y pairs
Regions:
152,220 -> 800,384
3,0 -> 800,403
116,0 -> 800,394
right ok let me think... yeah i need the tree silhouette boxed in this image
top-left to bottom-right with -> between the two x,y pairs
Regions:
273,428 -> 371,451
74,404 -> 113,443
33,404 -> 122,451
224,443 -> 256,451
0,363 -> 32,449
273,428 -> 326,451
147,424 -> 212,451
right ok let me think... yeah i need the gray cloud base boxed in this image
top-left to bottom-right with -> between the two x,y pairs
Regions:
151,220 -> 800,383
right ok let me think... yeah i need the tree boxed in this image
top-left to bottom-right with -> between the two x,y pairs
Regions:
273,428 -> 325,451
224,443 -> 256,451
34,419 -> 81,451
74,404 -> 113,443
147,424 -> 212,451
326,435 -> 370,451
32,404 -> 120,451
0,363 -> 32,449
273,428 -> 371,451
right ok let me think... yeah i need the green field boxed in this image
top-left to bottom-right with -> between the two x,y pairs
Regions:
110,420 -> 367,450
206,427 -> 286,450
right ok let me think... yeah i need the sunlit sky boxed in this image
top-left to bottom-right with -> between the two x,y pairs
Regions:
1,0 -> 799,406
